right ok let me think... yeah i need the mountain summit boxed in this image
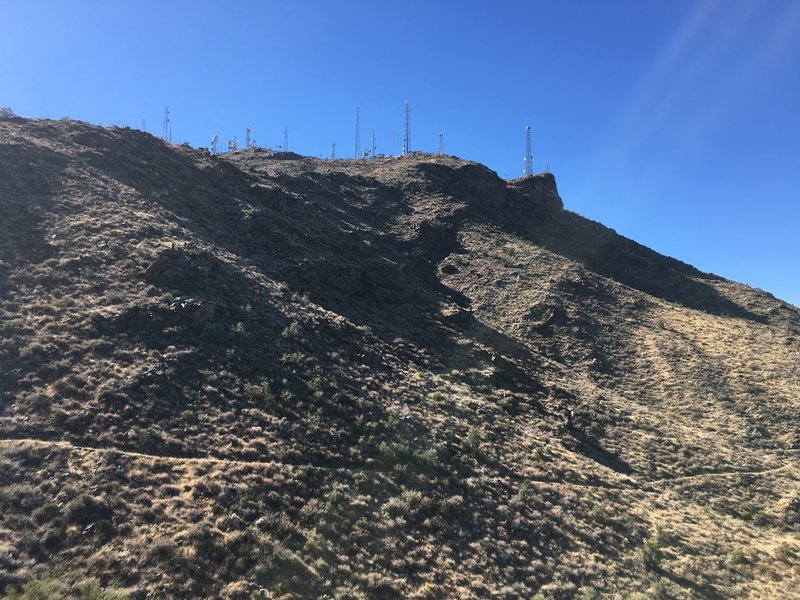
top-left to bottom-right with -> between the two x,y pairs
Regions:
1,118 -> 798,599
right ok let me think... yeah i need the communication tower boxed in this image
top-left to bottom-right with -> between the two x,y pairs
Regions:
283,126 -> 289,151
228,137 -> 237,152
211,134 -> 218,155
524,126 -> 534,176
354,108 -> 360,158
162,107 -> 171,142
371,129 -> 376,158
332,142 -> 336,158
438,133 -> 444,155
245,127 -> 251,149
402,100 -> 411,155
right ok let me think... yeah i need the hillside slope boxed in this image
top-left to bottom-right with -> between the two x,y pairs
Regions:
1,118 -> 798,599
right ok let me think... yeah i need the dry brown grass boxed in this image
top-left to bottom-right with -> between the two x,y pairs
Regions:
0,117 -> 798,598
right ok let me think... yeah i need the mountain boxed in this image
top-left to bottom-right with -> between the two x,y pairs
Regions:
1,117 -> 798,599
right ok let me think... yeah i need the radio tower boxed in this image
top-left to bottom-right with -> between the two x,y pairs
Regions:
371,129 -> 376,158
438,132 -> 444,155
162,107 -> 171,142
524,126 -> 534,176
402,100 -> 411,155
211,134 -> 218,155
245,127 -> 251,149
354,107 -> 360,158
331,142 -> 336,158
283,126 -> 289,152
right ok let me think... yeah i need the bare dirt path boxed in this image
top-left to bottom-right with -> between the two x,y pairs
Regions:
3,436 -> 795,494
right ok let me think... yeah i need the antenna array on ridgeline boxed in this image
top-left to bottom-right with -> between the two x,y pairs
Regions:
524,126 -> 534,176
211,134 -> 218,155
402,100 -> 411,155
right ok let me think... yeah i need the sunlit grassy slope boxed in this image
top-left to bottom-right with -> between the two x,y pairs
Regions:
1,117 -> 798,599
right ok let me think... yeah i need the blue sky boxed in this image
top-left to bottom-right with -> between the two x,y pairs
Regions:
2,0 -> 799,306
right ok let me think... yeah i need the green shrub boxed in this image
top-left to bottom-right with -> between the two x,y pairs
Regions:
642,536 -> 664,572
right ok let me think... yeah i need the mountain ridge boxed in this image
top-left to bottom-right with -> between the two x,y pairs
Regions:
0,117 -> 798,599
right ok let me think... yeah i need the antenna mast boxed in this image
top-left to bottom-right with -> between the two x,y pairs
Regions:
162,107 -> 171,142
245,127 -> 251,149
211,134 -> 218,155
283,126 -> 289,151
354,107 -> 360,158
402,100 -> 411,155
371,129 -> 376,158
438,132 -> 444,155
524,126 -> 534,176
331,142 -> 336,158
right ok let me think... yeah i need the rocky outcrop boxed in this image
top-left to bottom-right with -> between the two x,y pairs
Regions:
505,172 -> 564,212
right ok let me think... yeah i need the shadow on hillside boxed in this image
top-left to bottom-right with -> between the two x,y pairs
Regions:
507,208 -> 767,323
661,569 -> 725,600
0,143 -> 70,414
0,143 -> 68,267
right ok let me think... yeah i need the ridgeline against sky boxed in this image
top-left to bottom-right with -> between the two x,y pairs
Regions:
2,0 -> 799,305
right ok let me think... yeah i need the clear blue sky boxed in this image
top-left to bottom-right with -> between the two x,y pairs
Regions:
2,0 -> 799,306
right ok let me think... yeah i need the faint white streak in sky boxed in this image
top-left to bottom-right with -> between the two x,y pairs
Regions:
613,0 -> 763,158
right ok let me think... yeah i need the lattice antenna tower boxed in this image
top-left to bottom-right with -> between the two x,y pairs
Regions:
211,134 -> 218,155
354,107 -> 360,158
438,133 -> 444,155
524,126 -> 534,176
332,142 -> 336,158
283,126 -> 289,151
402,100 -> 411,155
371,129 -> 376,158
245,127 -> 251,149
162,107 -> 171,142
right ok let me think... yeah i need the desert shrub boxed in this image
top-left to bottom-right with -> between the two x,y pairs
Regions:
512,481 -> 533,506
64,494 -> 113,525
281,320 -> 302,342
76,579 -> 128,599
642,534 -> 664,572
0,107 -> 16,119
1,577 -> 65,600
461,427 -> 482,456
576,586 -> 599,600
0,576 -> 126,599
648,577 -> 669,599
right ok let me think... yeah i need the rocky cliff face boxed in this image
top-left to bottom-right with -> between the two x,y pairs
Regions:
0,118 -> 798,599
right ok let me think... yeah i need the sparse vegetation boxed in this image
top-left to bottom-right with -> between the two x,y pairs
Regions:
0,117 -> 797,598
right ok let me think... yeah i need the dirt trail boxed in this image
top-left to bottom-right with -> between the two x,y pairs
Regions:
3,436 -> 794,494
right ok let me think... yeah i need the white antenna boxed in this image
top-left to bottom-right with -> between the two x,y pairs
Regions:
162,107 -> 171,142
211,134 -> 218,155
332,142 -> 336,158
524,126 -> 534,176
438,132 -> 444,155
402,100 -> 411,155
283,126 -> 288,151
371,129 -> 376,158
354,107 -> 360,158
245,127 -> 251,149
